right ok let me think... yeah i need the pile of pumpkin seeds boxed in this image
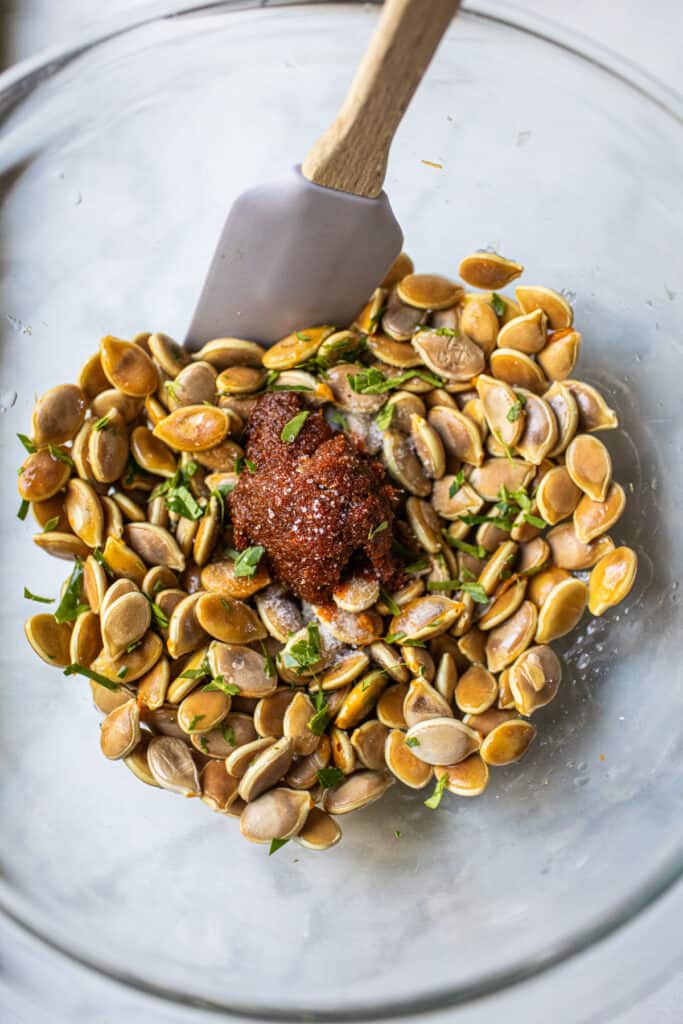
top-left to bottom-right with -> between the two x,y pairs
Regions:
19,249 -> 638,853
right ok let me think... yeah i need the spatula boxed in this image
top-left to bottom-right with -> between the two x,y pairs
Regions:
185,0 -> 461,349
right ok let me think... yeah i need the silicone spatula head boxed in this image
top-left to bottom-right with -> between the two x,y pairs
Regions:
185,168 -> 403,347
185,0 -> 460,349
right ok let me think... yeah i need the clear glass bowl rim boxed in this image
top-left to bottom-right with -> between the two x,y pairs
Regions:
0,2 -> 681,1020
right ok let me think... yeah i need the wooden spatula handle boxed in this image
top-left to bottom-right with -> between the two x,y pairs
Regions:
302,0 -> 460,199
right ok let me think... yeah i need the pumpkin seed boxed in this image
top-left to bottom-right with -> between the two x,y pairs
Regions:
192,337 -> 265,369
489,348 -> 547,394
283,692 -> 319,756
153,405 -> 229,452
178,687 -> 231,735
254,584 -> 303,641
382,429 -> 431,496
32,384 -> 87,446
200,760 -> 240,813
405,717 -> 480,766
147,735 -> 200,795
100,335 -> 158,397
588,546 -> 638,616
535,577 -> 587,643
90,631 -> 163,683
434,651 -> 458,703
384,729 -> 433,788
566,434 -> 612,501
99,578 -> 139,619
480,719 -> 536,765
332,574 -> 380,613
321,770 -> 394,814
563,380 -> 618,432
454,665 -> 498,714
459,253 -> 523,290
436,753 -> 489,796
24,613 -> 72,666
91,389 -> 143,424
100,698 -> 140,760
209,642 -> 277,699
460,299 -> 499,356
546,522 -> 615,570
477,577 -> 527,630
226,737 -> 277,778
18,447 -> 72,502
544,382 -> 579,456
388,595 -> 462,643
68,609 -> 101,665
496,309 -> 547,354
514,390 -> 558,465
123,732 -> 161,788
537,328 -> 581,380
535,465 -> 581,525
573,483 -> 625,544
294,807 -> 342,850
412,330 -> 484,382
515,285 -> 573,329
240,787 -> 312,842
428,405 -> 484,465
196,594 -> 267,645
318,651 -> 371,690
509,644 -> 562,716
101,591 -> 151,659
238,736 -> 295,802
377,682 -> 409,729
78,352 -> 110,399
329,725 -> 357,774
485,600 -> 537,672
193,713 -> 257,757
468,458 -> 534,502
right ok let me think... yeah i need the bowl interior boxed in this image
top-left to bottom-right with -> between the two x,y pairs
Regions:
0,2 -> 681,1017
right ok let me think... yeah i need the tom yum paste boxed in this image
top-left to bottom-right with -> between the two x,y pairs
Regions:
19,248 -> 637,853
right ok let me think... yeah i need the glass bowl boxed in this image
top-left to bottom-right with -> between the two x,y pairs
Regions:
1,2 -> 681,1019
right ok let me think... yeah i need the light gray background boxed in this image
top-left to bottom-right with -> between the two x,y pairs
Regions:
0,2 -> 681,1022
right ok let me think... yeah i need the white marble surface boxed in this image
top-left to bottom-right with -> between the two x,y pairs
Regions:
0,2 -> 681,1023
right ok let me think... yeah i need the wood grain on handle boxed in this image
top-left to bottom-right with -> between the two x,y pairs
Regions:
302,0 -> 460,199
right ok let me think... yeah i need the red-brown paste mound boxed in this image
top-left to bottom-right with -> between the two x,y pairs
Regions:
229,392 -> 399,603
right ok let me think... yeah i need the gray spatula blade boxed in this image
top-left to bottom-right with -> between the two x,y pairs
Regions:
185,166 -> 402,349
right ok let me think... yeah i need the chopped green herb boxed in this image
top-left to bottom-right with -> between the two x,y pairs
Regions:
24,587 -> 54,603
348,367 -> 444,395
180,658 -> 211,680
268,383 -> 314,393
449,470 -> 466,498
117,666 -> 129,679
203,675 -> 240,696
404,558 -> 430,574
126,639 -> 143,654
368,520 -> 388,541
147,599 -> 169,629
380,589 -> 401,616
222,725 -> 236,746
491,293 -> 505,317
458,512 -> 513,531
199,736 -> 209,753
93,415 -> 110,431
64,663 -> 119,692
426,579 -> 488,603
405,736 -> 420,748
245,457 -> 257,473
166,484 -> 203,520
308,699 -> 331,736
48,445 -> 74,468
232,545 -> 265,578
188,714 -> 205,731
506,397 -> 525,422
280,410 -> 310,443
384,631 -> 406,645
375,402 -> 394,431
393,829 -> 401,839
42,516 -> 60,533
523,512 -> 547,529
93,547 -> 114,577
55,561 -> 89,623
283,622 -> 322,674
316,766 -> 344,789
443,534 -> 487,559
268,838 -> 289,855
17,433 -> 36,453
295,332 -> 311,342
164,380 -> 179,401
424,771 -> 449,809
259,641 -> 276,679
17,499 -> 30,521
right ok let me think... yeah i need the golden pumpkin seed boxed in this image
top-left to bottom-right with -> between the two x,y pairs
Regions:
496,309 -> 547,354
262,325 -> 334,370
334,671 -> 387,730
436,753 -> 489,796
321,770 -> 394,814
192,337 -> 265,369
514,390 -> 558,465
489,348 -> 547,394
294,807 -> 342,851
588,546 -> 638,616
405,717 -> 480,766
384,729 -> 433,788
403,677 -> 453,727
388,595 -> 462,643
314,605 -> 383,647
209,641 -> 277,699
515,285 -> 573,329
400,644 -> 435,681
509,644 -> 562,715
101,495 -> 125,538
535,465 -> 581,526
480,718 -> 536,765
32,384 -> 87,446
88,409 -> 129,484
350,719 -> 389,771
147,735 -> 200,795
90,631 -> 162,683
91,389 -> 143,423
463,707 -> 517,738
100,698 -> 140,760
459,253 -> 523,290
377,682 -> 409,729
282,693 -> 319,756
253,585 -> 303,642
78,352 -> 110,400
468,458 -> 534,502
69,609 -> 101,665
544,381 -> 579,456
101,535 -> 147,584
326,363 -> 386,413
153,404 -> 229,452
459,299 -> 499,356
537,328 -> 581,380
428,405 -> 484,465
412,329 -> 485,382
573,483 -> 625,544
546,522 -> 615,570
454,665 -> 498,714
195,593 -> 266,645
566,434 -> 612,502
18,447 -> 71,502
200,760 -> 240,813
318,651 -> 371,691
563,379 -> 618,432
101,591 -> 151,659
476,374 -> 525,448
100,335 -> 158,397
240,787 -> 312,842
535,577 -> 587,643
434,651 -> 458,703
123,732 -> 161,788
368,333 -> 423,367
178,687 -> 231,735
477,577 -> 527,630
485,600 -> 537,672
332,574 -> 380,613
329,725 -> 357,774
382,429 -> 431,496
24,613 -> 72,667
254,689 -> 296,738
